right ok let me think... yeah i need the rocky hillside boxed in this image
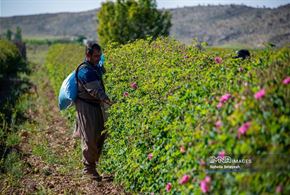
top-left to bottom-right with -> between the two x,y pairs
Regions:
0,10 -> 98,39
170,4 -> 290,47
1,4 -> 289,47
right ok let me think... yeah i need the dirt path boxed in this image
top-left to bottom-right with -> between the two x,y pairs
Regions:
8,45 -> 126,194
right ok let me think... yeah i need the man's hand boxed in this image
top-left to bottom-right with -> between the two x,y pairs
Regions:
103,99 -> 114,106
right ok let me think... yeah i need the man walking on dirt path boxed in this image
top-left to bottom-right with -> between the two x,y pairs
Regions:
75,41 -> 113,181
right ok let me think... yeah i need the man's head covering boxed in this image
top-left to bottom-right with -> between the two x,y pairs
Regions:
86,41 -> 102,55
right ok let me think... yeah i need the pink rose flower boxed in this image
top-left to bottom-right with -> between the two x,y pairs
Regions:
166,182 -> 172,192
217,93 -> 231,108
205,176 -> 211,183
215,120 -> 222,129
276,185 -> 283,193
130,82 -> 138,90
148,153 -> 153,160
200,180 -> 208,193
254,88 -> 266,100
214,56 -> 222,64
200,176 -> 211,193
179,174 -> 190,185
123,91 -> 129,97
282,76 -> 290,85
238,122 -> 251,138
218,151 -> 225,158
180,146 -> 186,153
217,102 -> 223,109
220,93 -> 231,103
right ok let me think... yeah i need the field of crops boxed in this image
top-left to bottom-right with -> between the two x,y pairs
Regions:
45,37 -> 289,194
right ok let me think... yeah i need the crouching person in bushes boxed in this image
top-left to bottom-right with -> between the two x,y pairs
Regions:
75,41 -> 113,181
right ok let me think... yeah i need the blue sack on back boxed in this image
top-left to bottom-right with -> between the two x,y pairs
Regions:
58,71 -> 77,110
58,54 -> 105,111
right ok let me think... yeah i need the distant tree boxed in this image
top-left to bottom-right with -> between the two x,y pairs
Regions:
97,0 -> 171,46
6,29 -> 13,41
14,26 -> 22,41
76,35 -> 86,44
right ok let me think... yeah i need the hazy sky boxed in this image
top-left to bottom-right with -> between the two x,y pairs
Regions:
1,0 -> 290,17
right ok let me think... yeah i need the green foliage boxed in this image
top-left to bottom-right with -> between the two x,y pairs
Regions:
5,29 -> 13,41
45,43 -> 83,95
76,35 -> 86,44
0,41 -> 31,190
24,38 -> 80,46
0,95 -> 30,186
0,113 -> 8,143
5,133 -> 21,147
3,27 -> 22,42
0,40 -> 29,158
31,141 -> 60,165
1,151 -> 25,180
45,38 -> 290,194
45,43 -> 84,127
0,150 -> 27,192
0,39 -> 24,76
97,0 -> 171,46
14,26 -> 22,42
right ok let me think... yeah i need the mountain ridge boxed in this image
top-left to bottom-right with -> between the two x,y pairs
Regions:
1,4 -> 289,47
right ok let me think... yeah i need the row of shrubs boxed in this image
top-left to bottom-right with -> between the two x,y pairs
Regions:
45,37 -> 289,194
0,39 -> 30,182
45,43 -> 84,123
0,39 -> 28,148
0,39 -> 25,76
